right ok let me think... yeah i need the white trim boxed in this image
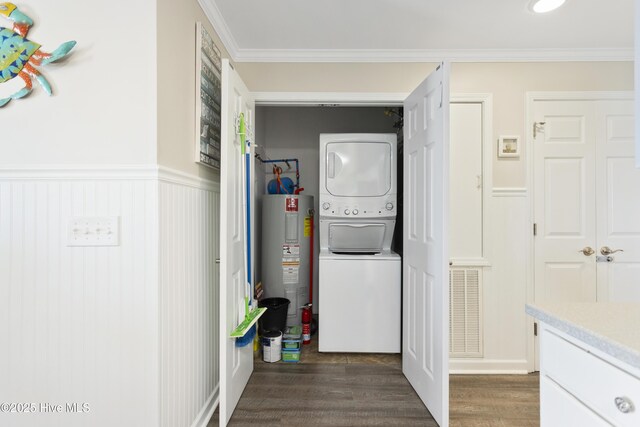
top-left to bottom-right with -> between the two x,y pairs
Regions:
197,0 -> 241,60
492,187 -> 528,197
254,92 -> 492,106
190,387 -> 219,427
233,48 -> 633,63
254,92 -> 407,106
158,166 -> 220,192
449,358 -> 530,375
0,165 -> 220,191
450,258 -> 491,268
526,91 -> 634,102
525,93 -> 536,373
0,165 -> 159,180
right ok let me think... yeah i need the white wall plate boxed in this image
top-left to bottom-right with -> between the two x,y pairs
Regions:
67,217 -> 120,246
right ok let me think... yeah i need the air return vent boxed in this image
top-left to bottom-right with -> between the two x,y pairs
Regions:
449,268 -> 482,357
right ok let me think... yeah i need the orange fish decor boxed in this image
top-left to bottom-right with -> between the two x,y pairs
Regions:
0,2 -> 76,107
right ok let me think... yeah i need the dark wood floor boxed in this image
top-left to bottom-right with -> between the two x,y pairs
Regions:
210,338 -> 539,426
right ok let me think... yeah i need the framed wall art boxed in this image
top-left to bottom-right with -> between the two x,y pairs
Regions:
195,22 -> 222,169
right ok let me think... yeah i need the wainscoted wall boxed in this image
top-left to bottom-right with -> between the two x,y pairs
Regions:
0,169 -> 159,427
450,188 -> 530,374
0,167 -> 220,427
158,173 -> 220,427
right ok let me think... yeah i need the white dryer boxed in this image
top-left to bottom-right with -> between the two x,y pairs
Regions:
318,133 -> 401,353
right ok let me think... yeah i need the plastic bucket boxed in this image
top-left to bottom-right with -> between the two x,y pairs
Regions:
261,330 -> 282,363
258,297 -> 290,333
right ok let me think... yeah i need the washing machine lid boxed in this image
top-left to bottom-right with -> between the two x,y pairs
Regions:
328,222 -> 386,253
325,141 -> 392,197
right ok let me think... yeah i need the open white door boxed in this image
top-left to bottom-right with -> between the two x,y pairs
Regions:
219,59 -> 255,426
402,62 -> 450,427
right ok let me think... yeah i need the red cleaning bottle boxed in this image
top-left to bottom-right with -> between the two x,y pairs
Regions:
301,305 -> 311,344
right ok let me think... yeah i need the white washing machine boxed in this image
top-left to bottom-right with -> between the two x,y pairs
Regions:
318,133 -> 401,353
319,252 -> 400,353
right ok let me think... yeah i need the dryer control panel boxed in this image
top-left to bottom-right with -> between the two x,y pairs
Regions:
319,196 -> 397,219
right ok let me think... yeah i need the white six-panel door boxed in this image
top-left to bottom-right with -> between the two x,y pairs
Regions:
403,62 -> 450,427
594,100 -> 640,302
533,100 -> 598,303
534,96 -> 640,313
219,59 -> 255,426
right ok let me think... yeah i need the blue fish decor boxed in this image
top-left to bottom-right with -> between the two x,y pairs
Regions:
0,2 -> 76,107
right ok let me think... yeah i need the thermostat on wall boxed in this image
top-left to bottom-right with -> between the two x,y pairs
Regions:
498,135 -> 520,158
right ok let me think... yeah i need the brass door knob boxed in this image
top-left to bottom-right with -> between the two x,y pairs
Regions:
579,247 -> 595,256
601,246 -> 624,256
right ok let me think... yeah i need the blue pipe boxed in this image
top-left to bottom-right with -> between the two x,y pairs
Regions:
260,158 -> 300,191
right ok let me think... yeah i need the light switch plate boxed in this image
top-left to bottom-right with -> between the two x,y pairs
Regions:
68,217 -> 120,246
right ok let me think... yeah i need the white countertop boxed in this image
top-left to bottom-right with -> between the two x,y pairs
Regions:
526,302 -> 640,370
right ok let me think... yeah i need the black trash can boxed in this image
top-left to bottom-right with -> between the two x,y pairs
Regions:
258,297 -> 290,334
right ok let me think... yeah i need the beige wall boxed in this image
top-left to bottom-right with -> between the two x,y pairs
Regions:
1,0 -> 157,166
452,62 -> 633,186
235,61 -> 634,187
157,0 -> 232,179
235,62 -> 437,93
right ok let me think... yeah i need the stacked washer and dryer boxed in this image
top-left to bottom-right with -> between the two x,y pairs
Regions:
318,133 -> 401,353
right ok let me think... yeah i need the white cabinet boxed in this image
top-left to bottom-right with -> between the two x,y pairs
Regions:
539,323 -> 640,426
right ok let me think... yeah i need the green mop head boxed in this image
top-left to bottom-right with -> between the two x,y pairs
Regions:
230,306 -> 267,339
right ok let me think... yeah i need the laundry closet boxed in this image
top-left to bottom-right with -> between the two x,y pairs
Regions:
252,103 -> 485,357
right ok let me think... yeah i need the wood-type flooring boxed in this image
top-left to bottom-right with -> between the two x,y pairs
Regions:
210,337 -> 539,426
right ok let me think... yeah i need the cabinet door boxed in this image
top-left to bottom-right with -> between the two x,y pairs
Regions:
541,376 -> 612,427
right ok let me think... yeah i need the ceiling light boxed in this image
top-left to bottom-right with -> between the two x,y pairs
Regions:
530,0 -> 566,13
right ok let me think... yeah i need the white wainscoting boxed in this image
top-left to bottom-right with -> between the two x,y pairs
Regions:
0,171 -> 159,427
450,188 -> 530,374
158,171 -> 220,427
0,167 -> 220,427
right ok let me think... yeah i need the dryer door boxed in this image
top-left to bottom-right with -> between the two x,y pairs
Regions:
326,141 -> 392,197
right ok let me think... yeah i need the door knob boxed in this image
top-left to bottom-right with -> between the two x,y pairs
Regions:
579,247 -> 595,256
601,246 -> 624,256
614,396 -> 634,414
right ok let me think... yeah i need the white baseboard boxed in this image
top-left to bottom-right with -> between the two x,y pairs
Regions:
191,386 -> 219,427
450,358 -> 530,374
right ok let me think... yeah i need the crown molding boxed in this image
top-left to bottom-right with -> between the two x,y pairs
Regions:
233,47 -> 633,63
197,1 -> 631,63
197,0 -> 241,60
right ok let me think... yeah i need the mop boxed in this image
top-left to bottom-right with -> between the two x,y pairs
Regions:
230,113 -> 266,343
